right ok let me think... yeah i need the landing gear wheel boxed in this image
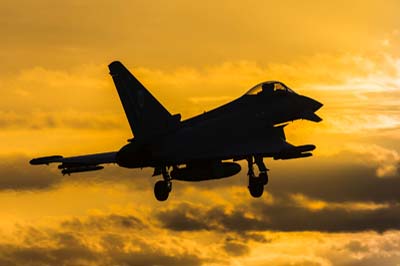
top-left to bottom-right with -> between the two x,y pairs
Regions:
248,182 -> 264,198
246,156 -> 268,198
154,180 -> 171,201
259,172 -> 269,185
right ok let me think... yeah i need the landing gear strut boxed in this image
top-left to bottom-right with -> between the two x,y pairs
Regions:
154,166 -> 172,201
247,156 -> 268,198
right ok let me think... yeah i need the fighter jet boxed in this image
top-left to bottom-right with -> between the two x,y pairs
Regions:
30,61 -> 323,201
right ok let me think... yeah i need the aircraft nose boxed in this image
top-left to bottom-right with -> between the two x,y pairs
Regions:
303,96 -> 323,112
298,96 -> 323,122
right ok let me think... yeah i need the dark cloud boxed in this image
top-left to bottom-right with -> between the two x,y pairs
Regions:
223,240 -> 250,257
0,218 -> 204,266
61,213 -> 146,231
0,156 -> 60,190
0,241 -> 96,266
344,241 -> 370,253
108,250 -> 203,266
0,155 -> 154,191
1,210 -> 400,266
157,203 -> 266,234
171,154 -> 400,206
238,233 -> 271,243
0,241 -> 204,266
4,146 -> 400,203
269,158 -> 400,204
157,198 -> 400,233
156,202 -> 214,231
100,233 -> 125,252
252,200 -> 400,233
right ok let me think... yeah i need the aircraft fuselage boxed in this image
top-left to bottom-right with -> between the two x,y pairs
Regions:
117,91 -> 321,169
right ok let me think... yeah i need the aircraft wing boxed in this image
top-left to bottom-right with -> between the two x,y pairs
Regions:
198,138 -> 316,161
223,125 -> 316,161
30,151 -> 117,175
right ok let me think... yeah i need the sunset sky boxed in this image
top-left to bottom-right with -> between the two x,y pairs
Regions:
1,1 -> 400,265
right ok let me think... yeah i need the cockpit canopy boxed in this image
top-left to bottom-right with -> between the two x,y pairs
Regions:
245,81 -> 295,96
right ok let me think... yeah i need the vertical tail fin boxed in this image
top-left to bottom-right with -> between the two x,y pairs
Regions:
108,61 -> 179,139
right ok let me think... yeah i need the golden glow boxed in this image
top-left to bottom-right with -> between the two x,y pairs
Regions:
0,1 -> 399,265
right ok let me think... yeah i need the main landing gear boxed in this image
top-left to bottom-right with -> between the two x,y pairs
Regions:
153,158 -> 268,201
247,156 -> 268,198
154,167 -> 172,201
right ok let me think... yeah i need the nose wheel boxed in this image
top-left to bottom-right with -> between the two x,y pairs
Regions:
154,166 -> 172,201
247,156 -> 269,198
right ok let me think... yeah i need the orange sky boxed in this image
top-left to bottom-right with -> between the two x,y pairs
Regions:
0,1 -> 400,265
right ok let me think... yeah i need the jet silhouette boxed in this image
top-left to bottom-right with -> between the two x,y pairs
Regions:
30,61 -> 323,201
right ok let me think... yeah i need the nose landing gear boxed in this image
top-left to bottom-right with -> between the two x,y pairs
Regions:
247,156 -> 269,198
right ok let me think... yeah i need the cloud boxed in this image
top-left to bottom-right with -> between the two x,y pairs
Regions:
0,156 -> 59,191
252,199 -> 400,233
0,214 -> 205,266
175,152 -> 400,206
270,157 -> 400,204
156,202 -> 213,231
0,155 -> 154,191
0,235 -> 204,266
156,195 -> 400,233
223,240 -> 250,257
1,210 -> 400,266
0,111 -> 124,130
0,64 -> 115,114
0,231 -> 97,266
345,240 -> 370,253
326,233 -> 400,266
341,144 -> 400,178
290,193 -> 390,211
61,213 -> 146,231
